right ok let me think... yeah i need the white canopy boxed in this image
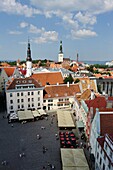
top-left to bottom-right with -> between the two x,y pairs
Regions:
57,110 -> 75,128
61,148 -> 89,170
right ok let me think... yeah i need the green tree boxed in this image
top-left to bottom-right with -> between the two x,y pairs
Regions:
74,78 -> 80,83
64,74 -> 74,84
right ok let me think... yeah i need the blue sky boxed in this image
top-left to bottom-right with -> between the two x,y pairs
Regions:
0,0 -> 113,62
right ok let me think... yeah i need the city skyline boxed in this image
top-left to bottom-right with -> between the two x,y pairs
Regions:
0,0 -> 113,62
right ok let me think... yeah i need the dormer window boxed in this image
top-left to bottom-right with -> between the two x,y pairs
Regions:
28,80 -> 32,83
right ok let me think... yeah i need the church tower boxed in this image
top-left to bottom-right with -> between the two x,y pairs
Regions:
26,39 -> 32,77
58,40 -> 64,62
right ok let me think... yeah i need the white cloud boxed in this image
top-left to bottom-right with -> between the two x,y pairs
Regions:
29,24 -> 45,34
0,0 -> 41,17
71,29 -> 97,39
20,23 -> 58,44
33,30 -> 58,44
30,0 -> 113,13
9,30 -> 22,35
20,22 -> 29,28
75,12 -> 96,25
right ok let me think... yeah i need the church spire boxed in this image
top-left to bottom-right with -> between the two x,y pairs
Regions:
26,38 -> 32,61
59,40 -> 63,54
58,40 -> 64,62
26,39 -> 32,77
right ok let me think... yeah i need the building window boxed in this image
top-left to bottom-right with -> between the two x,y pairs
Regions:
57,103 -> 63,106
32,103 -> 34,107
21,105 -> 24,108
28,104 -> 30,108
10,106 -> 13,110
48,103 -> 53,106
10,93 -> 13,97
43,100 -> 46,103
105,143 -> 107,150
65,98 -> 69,101
21,99 -> 24,102
48,99 -> 53,102
28,92 -> 30,95
31,92 -> 34,95
104,153 -> 106,160
38,91 -> 40,95
10,100 -> 13,104
38,103 -> 40,106
110,151 -> 112,158
103,163 -> 105,170
17,99 -> 20,103
65,103 -> 69,106
28,98 -> 30,102
108,162 -> 111,169
18,105 -> 20,109
17,93 -> 19,97
21,92 -> 23,96
38,97 -> 40,101
99,158 -> 102,165
59,98 -> 63,101
32,98 -> 34,102
97,152 -> 99,159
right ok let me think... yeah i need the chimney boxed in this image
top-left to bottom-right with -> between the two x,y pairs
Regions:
67,81 -> 69,87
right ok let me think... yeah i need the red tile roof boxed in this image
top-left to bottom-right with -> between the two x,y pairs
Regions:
44,84 -> 81,99
100,113 -> 113,136
86,96 -> 107,110
7,77 -> 43,90
4,67 -> 16,77
31,72 -> 63,86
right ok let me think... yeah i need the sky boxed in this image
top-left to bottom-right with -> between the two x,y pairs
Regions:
0,0 -> 113,62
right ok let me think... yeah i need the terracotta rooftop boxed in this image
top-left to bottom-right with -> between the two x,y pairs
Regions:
78,77 -> 97,92
3,67 -> 16,77
31,72 -> 63,86
80,89 -> 91,100
7,77 -> 43,90
86,96 -> 107,110
100,113 -> 113,136
44,84 -> 81,99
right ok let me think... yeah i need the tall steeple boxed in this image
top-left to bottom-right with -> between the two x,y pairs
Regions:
59,40 -> 63,54
26,39 -> 32,77
26,38 -> 32,61
58,40 -> 64,62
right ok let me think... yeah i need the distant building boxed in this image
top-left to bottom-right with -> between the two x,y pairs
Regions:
6,77 -> 44,114
96,134 -> 113,170
58,40 -> 64,62
105,60 -> 113,66
43,83 -> 81,110
26,39 -> 32,77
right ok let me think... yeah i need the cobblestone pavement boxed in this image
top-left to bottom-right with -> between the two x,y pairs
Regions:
0,111 -> 62,170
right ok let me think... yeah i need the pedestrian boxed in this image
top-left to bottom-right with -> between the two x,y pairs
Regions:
37,134 -> 41,139
42,166 -> 46,169
55,134 -> 58,137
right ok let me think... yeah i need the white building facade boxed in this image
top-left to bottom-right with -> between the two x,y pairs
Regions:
96,134 -> 113,170
6,78 -> 44,115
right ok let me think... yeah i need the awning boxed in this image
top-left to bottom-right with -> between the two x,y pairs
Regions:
61,148 -> 89,170
17,110 -> 34,121
57,110 -> 75,128
76,120 -> 84,128
32,110 -> 41,117
38,109 -> 47,116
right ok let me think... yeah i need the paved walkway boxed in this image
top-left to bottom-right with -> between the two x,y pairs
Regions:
0,111 -> 61,170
